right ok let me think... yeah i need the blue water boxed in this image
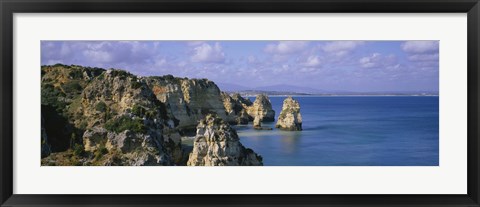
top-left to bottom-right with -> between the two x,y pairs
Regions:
235,96 -> 439,166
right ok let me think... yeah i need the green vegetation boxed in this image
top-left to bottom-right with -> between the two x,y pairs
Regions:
41,84 -> 66,111
53,63 -> 70,68
110,70 -> 130,79
131,76 -> 142,89
73,143 -> 85,157
68,70 -> 84,79
97,73 -> 105,80
95,101 -> 107,112
131,80 -> 142,89
105,115 -> 146,134
131,105 -> 159,119
131,105 -> 146,116
94,145 -> 108,161
61,80 -> 82,95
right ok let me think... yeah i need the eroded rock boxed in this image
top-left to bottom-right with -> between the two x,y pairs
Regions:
275,96 -> 302,131
187,114 -> 263,166
246,94 -> 275,122
83,127 -> 108,152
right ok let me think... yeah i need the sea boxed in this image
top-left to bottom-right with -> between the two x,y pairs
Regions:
234,96 -> 439,166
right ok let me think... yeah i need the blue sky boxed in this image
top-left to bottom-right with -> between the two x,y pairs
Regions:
41,40 -> 439,92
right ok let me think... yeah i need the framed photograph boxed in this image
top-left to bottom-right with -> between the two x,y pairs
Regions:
1,0 -> 479,206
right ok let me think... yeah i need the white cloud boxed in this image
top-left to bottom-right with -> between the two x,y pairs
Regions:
247,55 -> 263,65
186,41 -> 205,46
191,42 -> 226,63
264,41 -> 309,54
401,41 -> 439,71
408,53 -> 439,61
301,55 -> 321,68
154,58 -> 167,67
322,41 -> 365,57
359,53 -> 396,69
177,61 -> 188,67
83,50 -> 114,63
401,41 -> 439,53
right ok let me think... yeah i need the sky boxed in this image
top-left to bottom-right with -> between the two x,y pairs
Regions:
41,40 -> 439,92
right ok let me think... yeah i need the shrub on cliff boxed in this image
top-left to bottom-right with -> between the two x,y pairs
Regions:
73,143 -> 85,157
95,101 -> 107,112
61,80 -> 82,97
104,115 -> 146,134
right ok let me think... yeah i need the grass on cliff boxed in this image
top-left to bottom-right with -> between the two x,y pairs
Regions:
105,115 -> 146,134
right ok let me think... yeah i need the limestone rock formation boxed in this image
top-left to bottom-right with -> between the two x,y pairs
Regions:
41,65 -> 264,166
221,92 -> 251,124
75,70 -> 179,165
105,130 -> 172,166
246,94 -> 275,122
275,97 -> 302,131
83,127 -> 108,152
187,114 -> 263,166
236,109 -> 251,124
253,116 -> 261,128
145,76 -> 233,131
41,64 -> 105,152
231,93 -> 253,108
253,116 -> 273,130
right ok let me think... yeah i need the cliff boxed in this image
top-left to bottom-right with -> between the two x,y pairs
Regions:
275,96 -> 303,131
246,94 -> 275,122
74,69 -> 178,165
145,76 -> 233,131
187,114 -> 263,166
221,92 -> 250,124
40,64 -> 257,166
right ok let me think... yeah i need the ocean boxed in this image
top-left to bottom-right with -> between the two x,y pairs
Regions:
235,96 -> 439,166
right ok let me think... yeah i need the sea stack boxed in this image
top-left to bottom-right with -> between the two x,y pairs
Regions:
275,96 -> 302,131
187,114 -> 263,166
253,116 -> 261,128
246,94 -> 275,122
253,115 -> 272,130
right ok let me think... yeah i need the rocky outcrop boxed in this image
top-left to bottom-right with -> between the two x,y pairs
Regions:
275,97 -> 302,131
231,93 -> 253,108
221,92 -> 251,124
145,76 -> 233,131
246,94 -> 275,122
41,64 -> 104,152
253,116 -> 261,128
83,127 -> 108,152
236,110 -> 251,124
41,65 -> 264,166
105,129 -> 172,166
253,116 -> 273,130
72,69 -> 176,166
187,114 -> 263,166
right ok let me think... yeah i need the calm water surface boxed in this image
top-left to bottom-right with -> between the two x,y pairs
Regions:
235,96 -> 439,166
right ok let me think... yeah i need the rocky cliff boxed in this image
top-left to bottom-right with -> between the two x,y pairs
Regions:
41,64 -> 260,166
41,65 -> 183,165
187,114 -> 263,166
145,76 -> 234,131
41,64 -> 104,152
221,92 -> 250,124
75,69 -> 179,165
246,94 -> 275,122
275,97 -> 302,131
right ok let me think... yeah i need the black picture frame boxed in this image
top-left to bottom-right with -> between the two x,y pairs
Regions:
1,0 -> 479,206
